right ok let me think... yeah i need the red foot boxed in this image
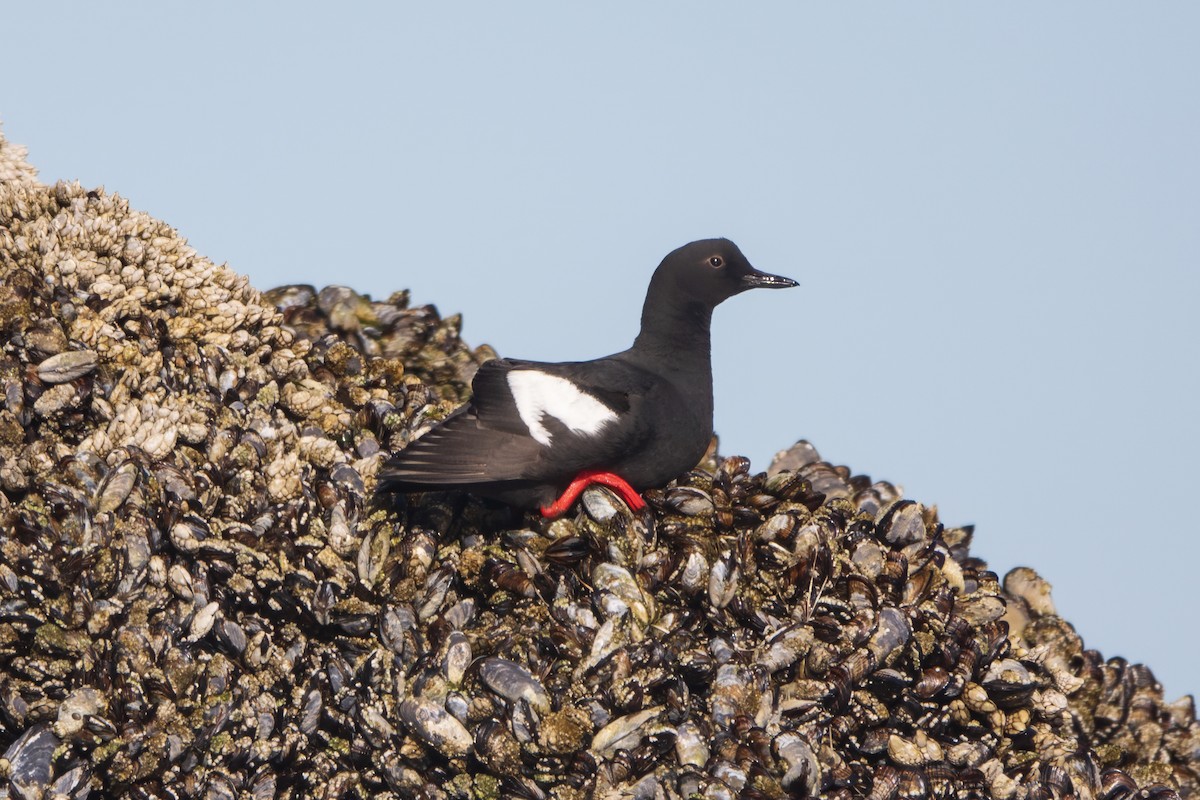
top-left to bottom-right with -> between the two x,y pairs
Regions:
539,470 -> 647,518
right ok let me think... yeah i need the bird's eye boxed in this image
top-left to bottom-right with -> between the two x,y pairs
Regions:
708,256 -> 724,268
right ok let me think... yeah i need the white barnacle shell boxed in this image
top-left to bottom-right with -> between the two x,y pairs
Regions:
398,697 -> 473,759
674,721 -> 709,768
707,550 -> 738,609
592,563 -> 653,630
590,706 -> 664,758
188,601 -> 220,641
440,631 -> 472,687
53,687 -> 107,739
1004,566 -> 1057,617
774,732 -> 820,795
478,657 -> 551,714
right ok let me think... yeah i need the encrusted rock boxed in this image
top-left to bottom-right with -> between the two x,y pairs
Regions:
1,124 -> 1197,800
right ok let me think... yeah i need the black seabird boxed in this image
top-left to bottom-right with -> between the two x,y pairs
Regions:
378,238 -> 797,517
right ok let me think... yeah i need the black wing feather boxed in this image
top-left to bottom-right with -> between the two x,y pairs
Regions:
468,359 -> 535,435
379,354 -> 663,491
379,408 -> 545,485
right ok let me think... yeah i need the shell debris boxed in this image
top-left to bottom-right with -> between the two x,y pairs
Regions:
1,124 -> 1198,799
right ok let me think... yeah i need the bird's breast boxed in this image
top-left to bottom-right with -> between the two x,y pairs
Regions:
616,381 -> 712,487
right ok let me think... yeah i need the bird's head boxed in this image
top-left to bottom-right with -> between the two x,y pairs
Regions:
652,238 -> 797,308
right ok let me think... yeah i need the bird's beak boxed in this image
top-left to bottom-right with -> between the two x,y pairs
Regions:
741,269 -> 798,290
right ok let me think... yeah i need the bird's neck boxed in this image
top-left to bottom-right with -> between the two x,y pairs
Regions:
630,296 -> 714,375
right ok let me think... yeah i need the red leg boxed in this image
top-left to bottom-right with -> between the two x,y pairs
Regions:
539,470 -> 647,518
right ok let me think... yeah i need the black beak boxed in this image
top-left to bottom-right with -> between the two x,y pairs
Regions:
741,269 -> 798,290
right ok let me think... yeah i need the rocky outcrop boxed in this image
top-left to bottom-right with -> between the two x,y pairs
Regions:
1,125 -> 1196,800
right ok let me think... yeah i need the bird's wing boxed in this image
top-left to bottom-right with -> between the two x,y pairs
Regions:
468,358 -> 555,436
380,357 -> 660,488
491,357 -> 656,465
379,358 -> 595,486
379,404 -> 547,485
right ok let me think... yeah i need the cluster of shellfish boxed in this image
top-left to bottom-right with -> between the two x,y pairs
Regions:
2,126 -> 1198,799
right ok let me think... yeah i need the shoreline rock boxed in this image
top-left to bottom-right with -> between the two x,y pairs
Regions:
2,125 -> 1196,799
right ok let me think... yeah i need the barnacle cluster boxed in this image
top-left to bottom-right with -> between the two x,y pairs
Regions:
2,126 -> 1197,800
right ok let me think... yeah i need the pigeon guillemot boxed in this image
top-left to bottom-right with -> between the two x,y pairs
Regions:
378,239 -> 797,518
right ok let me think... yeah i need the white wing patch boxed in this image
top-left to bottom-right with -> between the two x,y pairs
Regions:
507,371 -> 618,447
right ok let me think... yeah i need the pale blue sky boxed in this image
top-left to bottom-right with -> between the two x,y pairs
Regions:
3,4 -> 1197,697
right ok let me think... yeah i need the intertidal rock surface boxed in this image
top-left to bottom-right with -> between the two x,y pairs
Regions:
1,126 -> 1197,800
